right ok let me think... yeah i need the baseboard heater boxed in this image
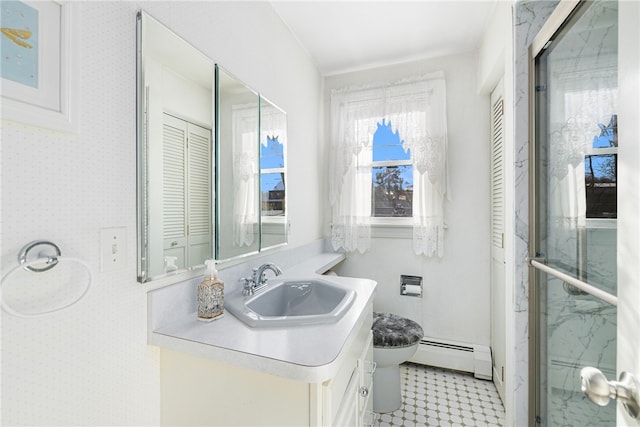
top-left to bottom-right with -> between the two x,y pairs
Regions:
409,338 -> 493,380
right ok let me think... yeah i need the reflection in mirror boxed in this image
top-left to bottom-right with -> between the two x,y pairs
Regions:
260,98 -> 288,249
215,66 -> 260,260
137,11 -> 215,283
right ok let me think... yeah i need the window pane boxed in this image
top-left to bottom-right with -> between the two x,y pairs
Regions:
261,136 -> 284,168
592,114 -> 617,148
261,172 -> 285,216
585,154 -> 617,218
372,166 -> 413,217
372,119 -> 410,161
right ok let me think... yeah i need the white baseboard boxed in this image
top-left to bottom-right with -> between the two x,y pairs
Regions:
409,337 -> 493,380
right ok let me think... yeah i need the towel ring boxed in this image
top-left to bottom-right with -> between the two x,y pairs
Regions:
18,240 -> 62,272
1,241 -> 92,318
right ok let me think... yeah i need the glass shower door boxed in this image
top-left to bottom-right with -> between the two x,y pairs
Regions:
531,1 -> 619,426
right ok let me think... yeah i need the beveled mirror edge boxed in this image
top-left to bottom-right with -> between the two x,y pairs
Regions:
136,10 -> 147,283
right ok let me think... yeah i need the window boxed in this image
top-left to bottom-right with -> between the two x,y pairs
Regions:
260,135 -> 285,216
329,73 -> 448,256
371,119 -> 413,217
585,114 -> 617,218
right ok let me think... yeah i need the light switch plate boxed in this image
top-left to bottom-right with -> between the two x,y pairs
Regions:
100,227 -> 127,272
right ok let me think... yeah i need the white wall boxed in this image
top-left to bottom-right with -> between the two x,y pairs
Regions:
0,2 -> 322,425
477,0 -> 514,413
324,52 -> 492,347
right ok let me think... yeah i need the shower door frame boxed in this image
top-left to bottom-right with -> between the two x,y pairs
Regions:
527,1 -> 619,425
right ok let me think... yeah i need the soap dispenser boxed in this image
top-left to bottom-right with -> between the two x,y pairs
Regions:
197,260 -> 224,322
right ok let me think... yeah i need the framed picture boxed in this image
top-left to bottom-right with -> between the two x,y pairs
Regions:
1,1 -> 78,133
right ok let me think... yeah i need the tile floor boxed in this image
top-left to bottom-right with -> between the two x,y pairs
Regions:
375,363 -> 505,427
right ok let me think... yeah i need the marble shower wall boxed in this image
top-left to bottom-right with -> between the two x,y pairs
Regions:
513,1 -> 560,426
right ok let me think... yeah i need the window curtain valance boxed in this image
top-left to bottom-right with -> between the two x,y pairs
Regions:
329,72 -> 449,257
261,104 -> 287,147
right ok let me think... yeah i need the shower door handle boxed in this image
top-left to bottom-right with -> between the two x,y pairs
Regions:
580,367 -> 640,419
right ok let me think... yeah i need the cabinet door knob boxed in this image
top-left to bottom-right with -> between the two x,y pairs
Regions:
360,386 -> 369,398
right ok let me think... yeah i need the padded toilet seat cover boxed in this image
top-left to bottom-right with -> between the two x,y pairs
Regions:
372,312 -> 424,348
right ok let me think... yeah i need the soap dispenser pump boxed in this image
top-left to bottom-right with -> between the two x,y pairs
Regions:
197,260 -> 224,322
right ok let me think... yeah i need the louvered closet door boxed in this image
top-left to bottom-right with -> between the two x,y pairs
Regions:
162,114 -> 188,268
491,86 -> 505,258
186,123 -> 212,269
490,80 -> 506,402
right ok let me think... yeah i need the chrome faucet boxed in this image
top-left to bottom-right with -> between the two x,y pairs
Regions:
241,262 -> 283,296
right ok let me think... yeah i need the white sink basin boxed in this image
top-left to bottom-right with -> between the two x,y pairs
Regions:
226,278 -> 356,328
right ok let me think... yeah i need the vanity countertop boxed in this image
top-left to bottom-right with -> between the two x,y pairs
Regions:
148,252 -> 377,383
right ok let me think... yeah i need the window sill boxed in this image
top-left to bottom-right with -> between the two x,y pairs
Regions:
585,218 -> 616,229
370,218 -> 412,239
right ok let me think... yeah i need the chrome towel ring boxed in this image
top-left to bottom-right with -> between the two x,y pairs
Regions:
1,240 -> 92,318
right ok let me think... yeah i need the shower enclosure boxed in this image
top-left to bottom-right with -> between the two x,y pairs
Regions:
530,1 -> 619,425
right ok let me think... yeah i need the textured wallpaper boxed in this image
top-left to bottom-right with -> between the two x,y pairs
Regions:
1,1 -> 321,425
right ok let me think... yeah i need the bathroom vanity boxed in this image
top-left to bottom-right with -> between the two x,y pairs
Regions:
148,252 -> 376,426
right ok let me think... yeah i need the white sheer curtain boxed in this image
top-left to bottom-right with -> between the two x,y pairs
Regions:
549,86 -> 618,231
232,103 -> 259,247
329,87 -> 382,253
330,73 -> 449,256
260,104 -> 287,148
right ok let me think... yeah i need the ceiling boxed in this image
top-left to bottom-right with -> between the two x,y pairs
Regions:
270,1 -> 498,76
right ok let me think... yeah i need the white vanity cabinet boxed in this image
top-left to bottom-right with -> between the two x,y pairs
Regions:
160,303 -> 374,426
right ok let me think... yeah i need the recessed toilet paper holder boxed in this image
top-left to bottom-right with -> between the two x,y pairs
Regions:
400,274 -> 422,297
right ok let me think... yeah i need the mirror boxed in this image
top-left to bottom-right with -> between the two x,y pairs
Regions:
136,11 -> 215,282
215,67 -> 260,260
215,67 -> 289,260
259,97 -> 287,249
137,12 -> 288,283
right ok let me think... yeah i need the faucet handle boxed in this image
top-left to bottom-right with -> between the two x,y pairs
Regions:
240,277 -> 253,296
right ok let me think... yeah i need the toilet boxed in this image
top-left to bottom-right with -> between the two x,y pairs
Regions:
372,312 -> 424,413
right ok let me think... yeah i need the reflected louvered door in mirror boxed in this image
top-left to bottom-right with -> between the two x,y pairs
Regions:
162,113 -> 211,272
186,124 -> 212,270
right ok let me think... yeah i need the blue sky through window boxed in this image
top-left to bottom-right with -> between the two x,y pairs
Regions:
587,116 -> 617,182
261,172 -> 283,192
373,119 -> 409,161
373,119 -> 413,186
593,115 -> 617,148
261,136 -> 284,193
261,136 -> 284,169
371,119 -> 413,217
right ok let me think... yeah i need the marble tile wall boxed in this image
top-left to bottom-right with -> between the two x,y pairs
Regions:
512,1 -> 560,425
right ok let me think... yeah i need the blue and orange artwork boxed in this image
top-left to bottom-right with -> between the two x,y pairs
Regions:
1,1 -> 38,88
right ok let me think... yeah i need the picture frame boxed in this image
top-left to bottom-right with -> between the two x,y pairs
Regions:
1,1 -> 78,133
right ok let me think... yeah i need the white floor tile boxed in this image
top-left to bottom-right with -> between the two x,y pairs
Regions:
374,362 -> 505,427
